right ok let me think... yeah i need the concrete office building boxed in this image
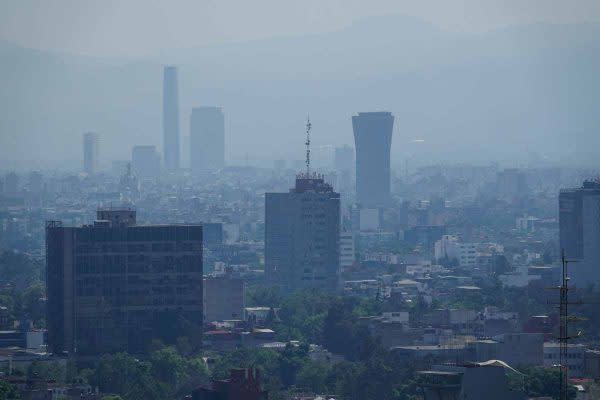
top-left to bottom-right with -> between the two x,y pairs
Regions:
352,112 -> 394,208
131,145 -> 161,178
265,173 -> 340,290
163,66 -> 180,172
45,209 -> 203,356
204,270 -> 245,322
83,132 -> 99,175
190,107 -> 225,173
559,180 -> 600,285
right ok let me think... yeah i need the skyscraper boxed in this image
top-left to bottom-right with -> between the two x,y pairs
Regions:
352,112 -> 394,208
163,66 -> 180,172
83,132 -> 99,175
265,173 -> 340,290
3,172 -> 19,194
334,145 -> 354,173
559,180 -> 600,285
131,145 -> 161,178
190,107 -> 225,173
46,210 -> 203,355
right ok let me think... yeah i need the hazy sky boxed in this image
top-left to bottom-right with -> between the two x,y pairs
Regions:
2,0 -> 600,57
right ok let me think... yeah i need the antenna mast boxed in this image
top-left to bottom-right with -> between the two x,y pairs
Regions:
305,115 -> 311,176
550,250 -> 583,400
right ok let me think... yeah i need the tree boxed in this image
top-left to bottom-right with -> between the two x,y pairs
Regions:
516,367 -> 577,400
246,286 -> 283,308
0,251 -> 42,288
0,380 -> 20,400
20,282 -> 45,326
296,361 -> 330,394
92,353 -> 166,400
27,361 -> 66,383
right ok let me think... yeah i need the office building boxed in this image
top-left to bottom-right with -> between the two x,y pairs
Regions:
559,180 -> 600,285
334,145 -> 354,173
340,231 -> 355,271
131,145 -> 161,178
45,210 -> 203,356
3,172 -> 19,195
265,173 -> 340,290
27,171 -> 43,193
163,66 -> 180,172
544,342 -> 587,378
334,145 -> 354,202
352,112 -> 394,208
202,223 -> 224,246
204,269 -> 245,322
83,132 -> 99,175
496,168 -> 527,202
190,107 -> 225,173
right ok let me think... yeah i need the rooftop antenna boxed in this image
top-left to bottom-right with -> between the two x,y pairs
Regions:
305,115 -> 311,176
548,250 -> 583,400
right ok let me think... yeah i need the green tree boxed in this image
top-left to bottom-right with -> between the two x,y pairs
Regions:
517,367 -> 577,400
0,380 -> 20,400
296,361 -> 330,394
92,353 -> 166,400
27,361 -> 66,383
20,282 -> 45,326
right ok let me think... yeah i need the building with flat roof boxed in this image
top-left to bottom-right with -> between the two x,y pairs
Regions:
45,209 -> 203,355
417,363 -> 525,400
265,173 -> 340,290
131,145 -> 160,178
204,270 -> 245,322
559,180 -> 600,285
190,106 -> 225,173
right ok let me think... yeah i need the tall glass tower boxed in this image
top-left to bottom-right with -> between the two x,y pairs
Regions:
352,112 -> 394,208
163,66 -> 180,172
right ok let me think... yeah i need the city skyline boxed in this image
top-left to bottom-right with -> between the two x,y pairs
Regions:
1,2 -> 599,399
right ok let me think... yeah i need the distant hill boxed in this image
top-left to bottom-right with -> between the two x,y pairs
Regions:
1,15 -> 599,169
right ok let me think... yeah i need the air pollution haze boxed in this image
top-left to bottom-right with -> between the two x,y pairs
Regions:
1,0 -> 599,169
4,3 -> 600,399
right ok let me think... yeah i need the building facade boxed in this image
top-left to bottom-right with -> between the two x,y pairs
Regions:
204,271 -> 245,322
83,132 -> 99,175
340,231 -> 355,271
265,173 -> 340,290
190,107 -> 225,173
352,112 -> 394,208
334,145 -> 354,173
163,66 -> 180,172
45,210 -> 203,356
559,180 -> 600,285
131,145 -> 161,178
